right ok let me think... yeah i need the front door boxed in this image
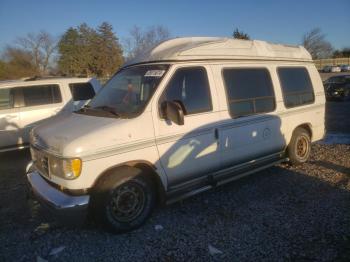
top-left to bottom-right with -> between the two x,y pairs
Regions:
154,66 -> 221,187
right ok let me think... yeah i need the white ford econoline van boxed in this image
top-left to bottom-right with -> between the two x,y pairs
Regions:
27,38 -> 325,233
0,77 -> 101,152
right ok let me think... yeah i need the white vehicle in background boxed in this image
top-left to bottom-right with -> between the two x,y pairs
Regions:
340,64 -> 350,72
0,77 -> 101,152
323,65 -> 341,73
26,37 -> 325,233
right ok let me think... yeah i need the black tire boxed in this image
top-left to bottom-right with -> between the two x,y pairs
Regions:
287,128 -> 311,165
91,166 -> 155,233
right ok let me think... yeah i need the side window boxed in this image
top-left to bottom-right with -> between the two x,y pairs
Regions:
277,67 -> 315,108
160,67 -> 212,116
0,88 -> 14,110
222,68 -> 275,118
22,84 -> 62,107
69,82 -> 96,101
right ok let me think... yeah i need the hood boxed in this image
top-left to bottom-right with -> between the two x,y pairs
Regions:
32,112 -> 154,159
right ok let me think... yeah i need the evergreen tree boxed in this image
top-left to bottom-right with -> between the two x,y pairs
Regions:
97,22 -> 124,77
77,23 -> 100,76
58,22 -> 123,77
232,28 -> 250,40
57,27 -> 81,75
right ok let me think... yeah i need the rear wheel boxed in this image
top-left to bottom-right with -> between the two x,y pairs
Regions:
91,167 -> 155,233
287,128 -> 311,165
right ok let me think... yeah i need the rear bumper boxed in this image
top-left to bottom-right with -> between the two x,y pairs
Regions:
27,171 -> 90,224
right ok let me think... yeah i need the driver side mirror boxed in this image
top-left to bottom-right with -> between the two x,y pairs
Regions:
161,101 -> 184,125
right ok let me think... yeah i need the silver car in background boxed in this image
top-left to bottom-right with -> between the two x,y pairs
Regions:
323,65 -> 342,73
340,64 -> 350,72
0,77 -> 101,152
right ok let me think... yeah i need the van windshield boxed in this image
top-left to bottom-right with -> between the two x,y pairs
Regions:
84,64 -> 169,118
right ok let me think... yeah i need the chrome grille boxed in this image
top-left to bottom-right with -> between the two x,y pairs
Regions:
30,146 -> 50,178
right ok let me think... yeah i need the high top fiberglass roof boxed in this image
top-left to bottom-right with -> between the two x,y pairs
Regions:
124,37 -> 312,67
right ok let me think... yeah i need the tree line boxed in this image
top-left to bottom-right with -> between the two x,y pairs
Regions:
0,24 -> 348,80
0,22 -> 170,80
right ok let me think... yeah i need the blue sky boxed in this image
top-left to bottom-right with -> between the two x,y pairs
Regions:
0,0 -> 349,51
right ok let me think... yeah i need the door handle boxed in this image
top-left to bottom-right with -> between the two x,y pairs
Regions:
214,128 -> 219,140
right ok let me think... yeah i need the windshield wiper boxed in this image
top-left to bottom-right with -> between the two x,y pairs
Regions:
94,106 -> 120,117
75,105 -> 120,118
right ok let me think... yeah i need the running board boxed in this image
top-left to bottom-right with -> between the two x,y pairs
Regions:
166,158 -> 285,205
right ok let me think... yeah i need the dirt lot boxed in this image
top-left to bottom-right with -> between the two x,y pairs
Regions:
0,102 -> 349,261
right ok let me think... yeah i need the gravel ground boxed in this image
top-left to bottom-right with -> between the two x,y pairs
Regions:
0,102 -> 349,261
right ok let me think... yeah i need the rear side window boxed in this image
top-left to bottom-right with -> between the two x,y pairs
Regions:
69,82 -> 96,101
277,67 -> 315,108
160,67 -> 212,116
222,68 -> 275,118
22,84 -> 62,107
0,88 -> 14,110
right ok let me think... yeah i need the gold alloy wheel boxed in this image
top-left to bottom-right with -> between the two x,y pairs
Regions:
295,135 -> 309,159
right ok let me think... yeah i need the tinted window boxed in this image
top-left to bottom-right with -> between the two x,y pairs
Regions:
160,67 -> 212,116
69,82 -> 96,101
23,84 -> 62,107
223,68 -> 275,118
278,67 -> 314,108
0,88 -> 14,110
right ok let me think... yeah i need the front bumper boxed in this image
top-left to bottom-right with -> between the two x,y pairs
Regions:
27,170 -> 90,224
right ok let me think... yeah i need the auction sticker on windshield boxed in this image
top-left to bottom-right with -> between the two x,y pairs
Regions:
144,70 -> 166,77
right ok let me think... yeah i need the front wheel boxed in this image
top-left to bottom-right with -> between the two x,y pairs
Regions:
91,167 -> 155,233
287,128 -> 311,165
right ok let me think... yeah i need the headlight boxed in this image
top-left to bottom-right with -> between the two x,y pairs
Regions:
49,156 -> 82,180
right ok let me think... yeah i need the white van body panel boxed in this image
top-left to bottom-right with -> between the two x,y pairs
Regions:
27,37 -> 325,199
125,37 -> 312,67
32,111 -> 164,190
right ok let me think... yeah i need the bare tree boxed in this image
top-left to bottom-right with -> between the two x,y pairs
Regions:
40,31 -> 56,73
302,28 -> 333,59
124,25 -> 170,61
16,31 -> 56,74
